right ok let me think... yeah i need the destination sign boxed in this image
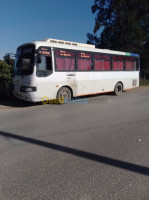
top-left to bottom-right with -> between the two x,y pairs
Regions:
78,52 -> 91,59
37,47 -> 51,56
55,49 -> 74,57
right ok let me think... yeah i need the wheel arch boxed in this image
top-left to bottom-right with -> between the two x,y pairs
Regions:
57,85 -> 73,98
115,81 -> 124,91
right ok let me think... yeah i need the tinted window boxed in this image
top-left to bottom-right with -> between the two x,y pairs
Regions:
14,45 -> 35,75
56,57 -> 75,70
94,60 -> 111,70
78,59 -> 91,71
55,49 -> 75,71
77,52 -> 92,71
113,56 -> 124,71
94,53 -> 111,71
125,57 -> 138,71
125,61 -> 134,70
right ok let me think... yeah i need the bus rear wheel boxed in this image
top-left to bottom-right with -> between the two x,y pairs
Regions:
114,83 -> 123,96
57,87 -> 71,103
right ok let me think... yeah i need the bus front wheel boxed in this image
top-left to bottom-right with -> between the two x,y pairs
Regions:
114,83 -> 123,96
57,87 -> 71,102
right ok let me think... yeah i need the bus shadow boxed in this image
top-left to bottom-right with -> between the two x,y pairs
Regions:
0,130 -> 148,176
0,96 -> 41,108
0,91 -> 127,108
85,92 -> 115,98
82,91 -> 127,101
70,92 -> 115,104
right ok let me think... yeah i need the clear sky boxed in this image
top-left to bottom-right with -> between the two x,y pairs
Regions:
0,0 -> 95,59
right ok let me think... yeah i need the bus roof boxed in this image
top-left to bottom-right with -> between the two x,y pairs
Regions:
18,38 -> 140,57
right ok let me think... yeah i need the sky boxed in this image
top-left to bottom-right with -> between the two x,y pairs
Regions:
0,0 -> 96,59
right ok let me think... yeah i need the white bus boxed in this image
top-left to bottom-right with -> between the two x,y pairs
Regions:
12,38 -> 140,102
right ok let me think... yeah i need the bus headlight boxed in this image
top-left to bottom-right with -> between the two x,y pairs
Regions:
20,86 -> 37,92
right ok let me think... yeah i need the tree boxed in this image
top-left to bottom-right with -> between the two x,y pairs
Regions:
0,60 -> 13,97
3,54 -> 15,66
87,0 -> 149,72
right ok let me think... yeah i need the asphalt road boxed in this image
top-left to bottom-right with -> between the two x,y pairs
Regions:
0,86 -> 149,200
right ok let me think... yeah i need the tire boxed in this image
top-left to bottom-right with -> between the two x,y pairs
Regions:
114,83 -> 123,96
57,87 -> 71,103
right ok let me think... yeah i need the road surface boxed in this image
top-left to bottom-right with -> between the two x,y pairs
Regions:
0,86 -> 149,200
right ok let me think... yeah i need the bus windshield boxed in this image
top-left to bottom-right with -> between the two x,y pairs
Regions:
14,45 -> 35,75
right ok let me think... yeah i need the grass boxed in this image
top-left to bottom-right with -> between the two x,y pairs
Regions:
140,78 -> 149,86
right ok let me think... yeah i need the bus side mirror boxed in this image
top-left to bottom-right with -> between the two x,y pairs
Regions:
37,55 -> 41,63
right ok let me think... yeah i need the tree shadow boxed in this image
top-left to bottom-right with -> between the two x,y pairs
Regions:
0,130 -> 148,176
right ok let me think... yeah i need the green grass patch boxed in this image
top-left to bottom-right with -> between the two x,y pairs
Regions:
140,79 -> 149,86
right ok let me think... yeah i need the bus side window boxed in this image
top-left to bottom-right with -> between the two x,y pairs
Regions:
37,56 -> 53,77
